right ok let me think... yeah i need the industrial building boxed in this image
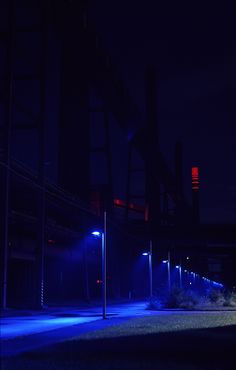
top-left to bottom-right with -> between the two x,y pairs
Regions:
1,0 -> 235,310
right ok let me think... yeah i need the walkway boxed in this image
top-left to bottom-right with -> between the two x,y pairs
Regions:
1,301 -> 153,357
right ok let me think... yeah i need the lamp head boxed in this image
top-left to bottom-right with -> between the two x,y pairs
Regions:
91,231 -> 101,237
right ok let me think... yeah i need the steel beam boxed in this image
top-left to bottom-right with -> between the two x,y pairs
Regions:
0,0 -> 14,309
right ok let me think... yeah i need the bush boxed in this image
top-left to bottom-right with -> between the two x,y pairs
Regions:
164,287 -> 199,309
208,289 -> 225,305
223,291 -> 236,307
146,296 -> 162,310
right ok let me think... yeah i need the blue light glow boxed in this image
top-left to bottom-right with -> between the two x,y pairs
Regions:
91,231 -> 101,237
162,260 -> 168,264
175,265 -> 180,269
142,252 -> 149,256
1,316 -> 100,340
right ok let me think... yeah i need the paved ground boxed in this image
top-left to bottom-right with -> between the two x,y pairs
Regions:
1,301 -> 159,357
2,301 -> 235,359
1,301 -> 149,339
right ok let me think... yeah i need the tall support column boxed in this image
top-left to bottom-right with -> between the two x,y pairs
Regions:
175,141 -> 183,198
192,167 -> 200,225
0,0 -> 14,309
83,240 -> 90,302
163,191 -> 169,225
145,67 -> 161,232
125,143 -> 132,220
167,250 -> 171,293
175,141 -> 184,224
58,5 -> 90,203
102,211 -> 107,319
36,1 -> 48,309
89,107 -> 113,214
126,139 -> 146,221
149,240 -> 153,298
103,109 -> 113,212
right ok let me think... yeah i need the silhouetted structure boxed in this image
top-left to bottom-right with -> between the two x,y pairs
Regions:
0,0 -> 235,309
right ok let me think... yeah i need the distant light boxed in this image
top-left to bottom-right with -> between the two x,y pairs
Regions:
192,166 -> 200,190
189,282 -> 192,285
91,231 -> 101,237
48,239 -> 56,244
186,256 -> 190,260
114,199 -> 126,207
142,252 -> 149,256
192,167 -> 199,177
184,270 -> 187,272
175,265 -> 180,269
162,260 -> 168,264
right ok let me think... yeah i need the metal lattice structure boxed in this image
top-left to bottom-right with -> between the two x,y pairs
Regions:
0,1 -> 235,308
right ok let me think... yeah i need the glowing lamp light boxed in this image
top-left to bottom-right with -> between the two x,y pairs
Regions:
192,167 -> 199,177
175,265 -> 180,269
162,260 -> 168,264
91,231 -> 101,237
192,166 -> 200,190
142,252 -> 149,256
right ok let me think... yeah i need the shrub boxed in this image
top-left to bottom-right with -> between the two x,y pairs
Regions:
208,289 -> 225,306
223,291 -> 236,307
164,286 -> 199,309
146,296 -> 162,310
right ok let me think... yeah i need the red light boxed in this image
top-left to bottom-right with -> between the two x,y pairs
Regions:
48,239 -> 56,244
114,199 -> 126,207
192,167 -> 199,177
96,279 -> 102,284
114,198 -> 146,214
192,167 -> 200,190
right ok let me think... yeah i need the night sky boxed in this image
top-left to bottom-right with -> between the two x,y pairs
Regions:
89,1 -> 236,224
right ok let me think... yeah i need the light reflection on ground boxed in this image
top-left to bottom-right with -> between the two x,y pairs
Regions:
1,316 -> 100,339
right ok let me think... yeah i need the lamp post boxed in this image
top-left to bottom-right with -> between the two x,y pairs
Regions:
162,250 -> 171,293
142,240 -> 153,298
91,211 -> 107,319
175,264 -> 182,288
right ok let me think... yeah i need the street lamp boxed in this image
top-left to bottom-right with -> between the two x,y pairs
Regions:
162,250 -> 171,293
142,240 -> 153,298
91,231 -> 101,237
91,211 -> 107,319
175,264 -> 182,288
